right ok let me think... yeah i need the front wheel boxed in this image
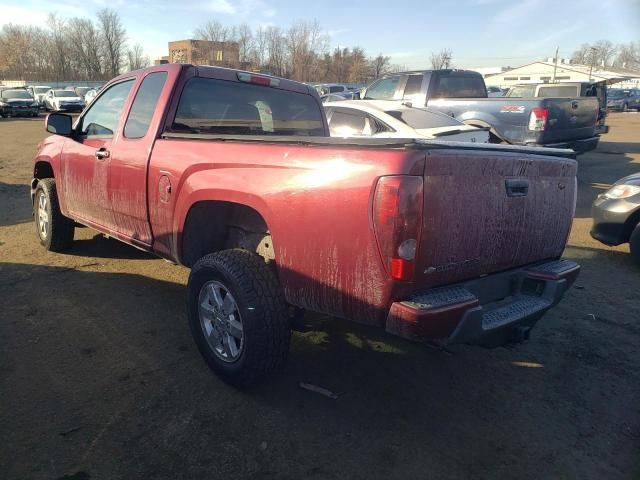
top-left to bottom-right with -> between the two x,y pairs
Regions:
187,249 -> 290,387
34,178 -> 75,251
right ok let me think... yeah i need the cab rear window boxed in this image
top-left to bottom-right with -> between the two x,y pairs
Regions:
170,77 -> 325,136
431,74 -> 487,98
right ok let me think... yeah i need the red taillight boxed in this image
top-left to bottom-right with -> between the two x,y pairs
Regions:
236,72 -> 280,87
528,107 -> 548,131
373,176 -> 423,281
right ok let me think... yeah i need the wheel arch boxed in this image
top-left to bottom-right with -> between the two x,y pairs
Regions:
180,200 -> 274,268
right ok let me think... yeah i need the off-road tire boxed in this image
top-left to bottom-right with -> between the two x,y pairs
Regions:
187,249 -> 290,387
629,223 -> 640,266
34,178 -> 74,251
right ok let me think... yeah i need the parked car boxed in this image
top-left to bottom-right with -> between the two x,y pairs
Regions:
65,86 -> 93,100
320,91 -> 360,103
314,83 -> 353,96
32,64 -> 580,386
324,100 -> 490,143
360,69 -> 601,153
486,85 -> 504,97
607,89 -> 640,112
26,85 -> 52,109
506,81 -> 609,134
0,88 -> 39,117
591,174 -> 640,265
43,89 -> 85,112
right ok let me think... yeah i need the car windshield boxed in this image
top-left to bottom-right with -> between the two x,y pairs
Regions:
1,90 -> 33,99
76,87 -> 91,95
55,90 -> 77,97
34,87 -> 50,94
385,108 -> 461,129
608,90 -> 629,98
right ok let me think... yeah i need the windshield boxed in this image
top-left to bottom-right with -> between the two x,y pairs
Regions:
76,87 -> 91,96
608,90 -> 629,98
385,108 -> 461,129
55,90 -> 78,98
34,87 -> 50,94
1,90 -> 33,99
506,85 -> 536,97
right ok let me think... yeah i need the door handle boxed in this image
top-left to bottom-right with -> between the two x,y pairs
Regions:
505,178 -> 529,197
95,148 -> 110,160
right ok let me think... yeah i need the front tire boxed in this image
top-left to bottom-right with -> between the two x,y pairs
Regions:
34,178 -> 75,251
629,223 -> 640,266
187,249 -> 290,387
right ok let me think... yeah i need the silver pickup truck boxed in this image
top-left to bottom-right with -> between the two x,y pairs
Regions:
361,70 -> 601,153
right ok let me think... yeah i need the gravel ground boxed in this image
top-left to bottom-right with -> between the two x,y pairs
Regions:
1,113 -> 639,480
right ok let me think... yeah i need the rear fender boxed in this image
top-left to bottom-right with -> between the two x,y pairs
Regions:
172,169 -> 274,265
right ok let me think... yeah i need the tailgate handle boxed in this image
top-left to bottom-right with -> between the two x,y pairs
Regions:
505,178 -> 529,197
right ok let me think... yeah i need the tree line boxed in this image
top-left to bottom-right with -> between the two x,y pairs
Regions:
571,40 -> 640,70
192,20 -> 405,83
0,9 -> 147,82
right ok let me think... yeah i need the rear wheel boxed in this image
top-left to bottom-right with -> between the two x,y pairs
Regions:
187,249 -> 290,387
34,178 -> 75,251
629,223 -> 640,266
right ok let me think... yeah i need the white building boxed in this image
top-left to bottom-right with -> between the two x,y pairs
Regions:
485,60 -> 640,89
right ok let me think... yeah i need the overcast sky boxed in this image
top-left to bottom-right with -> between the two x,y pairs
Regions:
4,0 -> 640,69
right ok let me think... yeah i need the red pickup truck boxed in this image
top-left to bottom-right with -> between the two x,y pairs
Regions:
32,64 -> 580,386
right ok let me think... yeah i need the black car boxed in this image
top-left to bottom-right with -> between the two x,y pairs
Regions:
591,173 -> 640,264
0,88 -> 39,117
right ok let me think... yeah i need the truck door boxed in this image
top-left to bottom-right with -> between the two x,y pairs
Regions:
107,71 -> 169,246
61,79 -> 135,230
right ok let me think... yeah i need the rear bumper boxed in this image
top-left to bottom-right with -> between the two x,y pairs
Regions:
386,259 -> 580,347
541,136 -> 600,154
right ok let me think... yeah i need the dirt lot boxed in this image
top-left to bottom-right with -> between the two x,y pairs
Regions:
1,114 -> 639,480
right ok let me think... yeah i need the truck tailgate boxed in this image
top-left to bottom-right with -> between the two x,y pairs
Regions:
416,148 -> 576,288
540,97 -> 598,143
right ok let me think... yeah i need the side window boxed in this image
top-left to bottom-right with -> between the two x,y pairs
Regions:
364,76 -> 400,100
329,86 -> 343,93
327,109 -> 368,136
80,80 -> 134,138
403,75 -> 424,97
124,72 -> 167,139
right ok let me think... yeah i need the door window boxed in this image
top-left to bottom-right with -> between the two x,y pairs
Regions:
364,76 -> 400,100
79,80 -> 134,138
124,72 -> 167,139
403,75 -> 424,97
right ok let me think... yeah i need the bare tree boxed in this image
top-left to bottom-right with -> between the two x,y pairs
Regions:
49,13 -> 72,80
127,43 -> 149,71
430,48 -> 452,70
195,20 -> 230,43
593,40 -> 617,67
370,54 -> 390,79
97,8 -> 127,77
571,43 -> 592,64
614,42 -> 640,69
236,23 -> 253,64
265,26 -> 287,77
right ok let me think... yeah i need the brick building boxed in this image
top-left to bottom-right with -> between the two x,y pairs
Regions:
167,39 -> 240,68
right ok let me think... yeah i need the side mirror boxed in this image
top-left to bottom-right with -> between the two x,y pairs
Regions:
46,113 -> 73,136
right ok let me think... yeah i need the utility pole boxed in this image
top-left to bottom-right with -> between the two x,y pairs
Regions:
552,46 -> 559,83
